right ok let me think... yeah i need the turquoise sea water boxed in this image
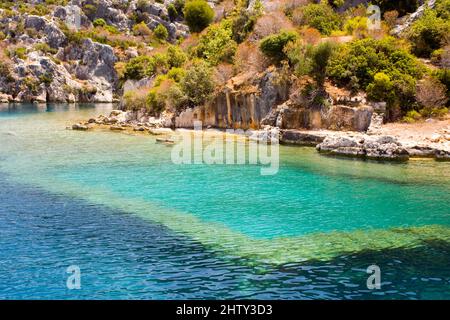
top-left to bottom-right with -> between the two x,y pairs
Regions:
0,103 -> 449,299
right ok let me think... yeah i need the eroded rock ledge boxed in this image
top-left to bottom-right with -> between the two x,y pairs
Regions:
280,129 -> 450,161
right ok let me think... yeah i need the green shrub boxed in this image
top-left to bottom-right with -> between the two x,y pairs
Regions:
133,21 -> 152,37
309,41 -> 334,87
34,43 -> 58,54
293,3 -> 341,36
402,110 -> 422,123
328,37 -> 423,90
183,0 -> 214,33
151,53 -> 170,74
39,73 -> 53,85
343,16 -> 368,38
286,40 -> 335,88
10,47 -> 27,60
93,18 -> 107,28
147,88 -> 166,113
167,67 -> 186,82
154,24 -> 169,41
104,25 -> 120,34
328,37 -> 423,118
406,9 -> 450,58
166,83 -> 188,110
436,0 -> 450,19
123,90 -> 150,111
366,72 -> 395,103
181,60 -> 215,106
259,30 -> 298,63
196,21 -> 237,65
124,56 -> 154,80
167,45 -> 187,68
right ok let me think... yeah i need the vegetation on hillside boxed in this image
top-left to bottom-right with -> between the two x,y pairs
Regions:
0,0 -> 449,121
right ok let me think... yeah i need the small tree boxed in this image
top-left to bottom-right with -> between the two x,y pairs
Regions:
309,41 -> 334,87
181,60 -> 215,106
183,0 -> 214,33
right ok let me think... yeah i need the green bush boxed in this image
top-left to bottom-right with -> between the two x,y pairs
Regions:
259,30 -> 298,63
34,43 -> 58,54
343,16 -> 368,38
10,47 -> 27,60
93,18 -> 107,28
166,84 -> 188,111
436,0 -> 450,19
328,37 -> 423,118
123,90 -> 150,111
123,56 -> 154,80
167,45 -> 187,68
402,110 -> 422,123
183,0 -> 214,33
196,21 -> 237,65
167,67 -> 186,82
132,21 -> 152,37
293,3 -> 341,36
147,88 -> 166,113
328,37 -> 423,90
287,41 -> 334,86
406,9 -> 450,58
181,60 -> 215,106
151,53 -> 170,74
366,72 -> 395,103
154,24 -> 169,41
309,41 -> 335,87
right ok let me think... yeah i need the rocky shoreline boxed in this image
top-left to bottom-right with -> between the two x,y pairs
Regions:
71,110 -> 450,162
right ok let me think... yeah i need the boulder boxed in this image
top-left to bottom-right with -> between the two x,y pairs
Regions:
25,15 -> 66,48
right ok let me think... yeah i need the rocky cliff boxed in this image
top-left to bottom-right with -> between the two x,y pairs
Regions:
0,0 -> 190,103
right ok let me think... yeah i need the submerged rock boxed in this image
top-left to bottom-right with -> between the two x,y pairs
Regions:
72,123 -> 89,131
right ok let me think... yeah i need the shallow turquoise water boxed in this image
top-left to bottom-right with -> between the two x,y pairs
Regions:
0,103 -> 449,299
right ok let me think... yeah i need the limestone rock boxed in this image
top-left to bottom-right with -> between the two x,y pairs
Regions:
317,135 -> 409,161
